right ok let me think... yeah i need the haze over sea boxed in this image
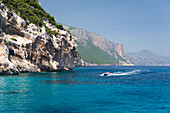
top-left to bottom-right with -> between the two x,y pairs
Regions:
0,66 -> 169,113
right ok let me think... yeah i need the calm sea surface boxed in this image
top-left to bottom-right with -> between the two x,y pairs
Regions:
0,66 -> 170,113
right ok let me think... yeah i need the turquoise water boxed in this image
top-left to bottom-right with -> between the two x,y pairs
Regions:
0,66 -> 170,113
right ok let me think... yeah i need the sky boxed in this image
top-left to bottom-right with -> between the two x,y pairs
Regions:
39,0 -> 170,54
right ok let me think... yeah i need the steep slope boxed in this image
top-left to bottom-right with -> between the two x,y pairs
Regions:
77,41 -> 117,64
63,25 -> 131,65
0,1 -> 84,75
127,50 -> 170,66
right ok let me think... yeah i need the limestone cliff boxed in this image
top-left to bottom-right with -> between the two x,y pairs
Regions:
63,25 -> 131,65
0,2 -> 84,75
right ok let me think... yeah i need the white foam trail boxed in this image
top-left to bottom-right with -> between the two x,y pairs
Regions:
100,70 -> 142,76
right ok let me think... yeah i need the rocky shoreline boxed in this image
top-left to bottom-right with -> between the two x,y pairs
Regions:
85,62 -> 134,66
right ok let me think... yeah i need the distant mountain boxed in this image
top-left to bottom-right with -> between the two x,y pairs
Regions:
137,49 -> 156,57
127,50 -> 170,66
63,25 -> 131,65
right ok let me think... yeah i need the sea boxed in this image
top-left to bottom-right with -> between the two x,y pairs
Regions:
0,66 -> 170,113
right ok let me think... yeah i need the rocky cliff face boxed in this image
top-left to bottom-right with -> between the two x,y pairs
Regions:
63,25 -> 131,65
0,2 -> 84,75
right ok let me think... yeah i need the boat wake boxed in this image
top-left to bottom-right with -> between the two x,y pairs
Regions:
100,69 -> 148,76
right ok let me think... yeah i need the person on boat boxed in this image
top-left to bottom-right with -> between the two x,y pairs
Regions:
103,72 -> 111,76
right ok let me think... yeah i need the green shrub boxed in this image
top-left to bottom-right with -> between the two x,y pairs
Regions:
1,0 -> 64,30
45,26 -> 59,36
10,38 -> 17,42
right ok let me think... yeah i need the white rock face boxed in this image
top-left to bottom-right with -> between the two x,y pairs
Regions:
0,2 -> 84,75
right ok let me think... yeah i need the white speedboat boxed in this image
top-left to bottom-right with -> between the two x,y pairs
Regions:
101,72 -> 111,76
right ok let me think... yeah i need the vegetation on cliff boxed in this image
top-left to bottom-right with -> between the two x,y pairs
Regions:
0,0 -> 64,30
45,26 -> 59,36
77,41 -> 118,64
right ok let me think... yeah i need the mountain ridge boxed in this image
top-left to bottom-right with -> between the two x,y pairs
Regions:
63,24 -> 132,65
127,49 -> 170,66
